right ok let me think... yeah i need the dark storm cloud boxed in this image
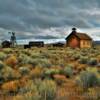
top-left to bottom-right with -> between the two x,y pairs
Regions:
0,0 -> 100,41
33,35 -> 60,39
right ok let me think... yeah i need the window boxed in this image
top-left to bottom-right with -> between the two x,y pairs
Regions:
88,42 -> 89,45
83,41 -> 85,45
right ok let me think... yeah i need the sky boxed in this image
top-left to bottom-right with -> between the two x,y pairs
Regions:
0,0 -> 100,44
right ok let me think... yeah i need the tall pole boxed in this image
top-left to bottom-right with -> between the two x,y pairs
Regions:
9,32 -> 17,48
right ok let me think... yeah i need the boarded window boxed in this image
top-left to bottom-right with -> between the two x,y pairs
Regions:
83,41 -> 85,45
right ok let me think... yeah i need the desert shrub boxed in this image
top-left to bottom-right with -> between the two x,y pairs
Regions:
1,66 -> 21,81
63,67 -> 73,78
1,80 -> 19,94
19,54 -> 51,68
73,54 -> 81,60
18,53 -> 26,60
13,88 -> 40,100
0,61 -> 5,70
77,71 -> 99,89
14,92 -> 40,100
78,56 -> 89,64
5,55 -> 18,67
26,58 -> 52,68
0,73 -> 5,84
0,52 -> 6,60
19,80 -> 39,94
67,64 -> 74,68
97,63 -> 100,68
97,65 -> 100,73
29,59 -> 41,67
44,69 -> 60,79
37,58 -> 52,68
3,48 -> 12,54
15,79 -> 56,100
19,55 -> 39,67
31,53 -> 42,59
21,92 -> 40,100
98,78 -> 100,86
13,95 -> 24,100
30,67 -> 43,79
80,50 -> 88,56
53,74 -> 67,85
86,67 -> 98,73
22,58 -> 50,67
40,52 -> 50,59
19,67 -> 30,76
18,55 -> 32,65
88,88 -> 100,100
24,51 -> 31,56
21,49 -> 31,56
67,52 -> 73,58
88,58 -> 98,66
39,79 -> 57,100
59,63 -> 65,67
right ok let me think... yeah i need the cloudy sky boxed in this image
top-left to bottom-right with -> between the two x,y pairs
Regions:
0,0 -> 100,44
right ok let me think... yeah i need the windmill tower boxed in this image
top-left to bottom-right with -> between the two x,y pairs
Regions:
9,32 -> 17,47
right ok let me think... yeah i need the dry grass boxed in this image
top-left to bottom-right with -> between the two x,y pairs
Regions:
0,47 -> 99,100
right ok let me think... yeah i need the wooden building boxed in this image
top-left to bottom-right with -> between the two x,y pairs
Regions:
1,40 -> 11,48
65,28 -> 92,48
24,44 -> 31,49
52,42 -> 65,47
29,41 -> 44,47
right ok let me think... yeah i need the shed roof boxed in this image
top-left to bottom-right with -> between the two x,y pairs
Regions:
66,31 -> 92,40
75,33 -> 92,40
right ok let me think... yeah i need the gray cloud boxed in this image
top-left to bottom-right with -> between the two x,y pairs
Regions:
0,0 -> 100,42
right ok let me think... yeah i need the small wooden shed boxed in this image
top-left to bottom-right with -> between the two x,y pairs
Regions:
52,42 -> 65,47
24,44 -> 31,49
1,40 -> 11,48
29,41 -> 44,47
65,28 -> 92,48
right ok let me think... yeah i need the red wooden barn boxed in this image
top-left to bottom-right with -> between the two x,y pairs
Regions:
65,28 -> 92,48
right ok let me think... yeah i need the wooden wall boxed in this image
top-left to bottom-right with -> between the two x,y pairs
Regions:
67,35 -> 80,48
80,40 -> 92,48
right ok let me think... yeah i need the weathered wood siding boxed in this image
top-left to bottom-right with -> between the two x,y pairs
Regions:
67,35 -> 80,48
80,40 -> 92,48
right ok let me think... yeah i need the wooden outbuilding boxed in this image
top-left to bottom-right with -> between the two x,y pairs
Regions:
29,41 -> 44,47
52,42 -> 65,47
65,28 -> 92,48
1,40 -> 11,48
24,44 -> 31,49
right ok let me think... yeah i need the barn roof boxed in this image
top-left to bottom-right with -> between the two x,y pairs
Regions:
75,33 -> 92,40
2,40 -> 11,44
66,31 -> 92,40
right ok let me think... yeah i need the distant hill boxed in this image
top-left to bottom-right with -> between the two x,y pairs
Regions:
93,41 -> 100,45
